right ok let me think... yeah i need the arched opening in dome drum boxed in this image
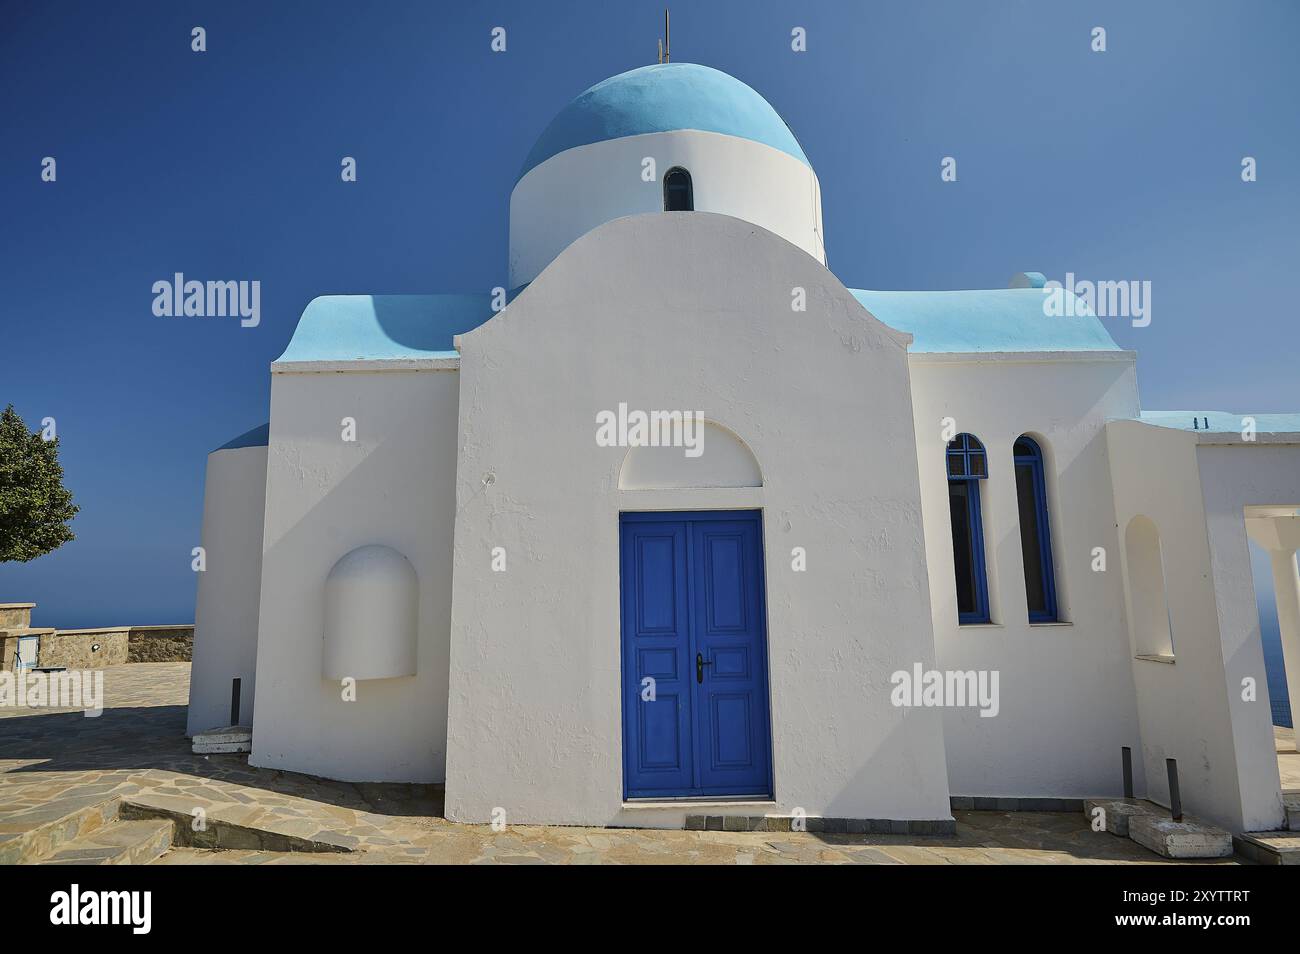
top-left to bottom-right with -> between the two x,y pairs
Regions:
663,167 -> 693,211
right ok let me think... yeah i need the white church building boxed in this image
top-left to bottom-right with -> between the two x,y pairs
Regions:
187,63 -> 1300,834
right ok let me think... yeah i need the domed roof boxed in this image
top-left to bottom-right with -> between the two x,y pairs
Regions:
518,63 -> 809,181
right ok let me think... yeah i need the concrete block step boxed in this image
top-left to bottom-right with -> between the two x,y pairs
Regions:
1281,793 -> 1300,831
1082,798 -> 1154,838
1129,813 -> 1233,859
1083,797 -> 1233,858
192,725 -> 252,754
1234,830 -> 1300,865
39,819 -> 174,866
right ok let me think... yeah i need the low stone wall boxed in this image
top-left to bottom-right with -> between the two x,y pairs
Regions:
0,624 -> 193,670
36,628 -> 130,669
0,603 -> 36,630
128,626 -> 194,663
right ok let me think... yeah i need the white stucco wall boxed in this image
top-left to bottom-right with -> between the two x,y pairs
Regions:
446,212 -> 951,828
1196,440 -> 1299,830
1106,421 -> 1292,831
248,365 -> 459,782
904,353 -> 1143,798
509,130 -> 824,289
186,444 -> 267,736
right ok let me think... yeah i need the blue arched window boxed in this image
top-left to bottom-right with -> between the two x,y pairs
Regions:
947,433 -> 990,624
663,167 -> 693,211
1013,436 -> 1058,622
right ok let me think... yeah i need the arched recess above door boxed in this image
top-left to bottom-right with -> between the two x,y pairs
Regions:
618,420 -> 762,490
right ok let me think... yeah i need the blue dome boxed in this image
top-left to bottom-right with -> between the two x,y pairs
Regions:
518,63 -> 809,181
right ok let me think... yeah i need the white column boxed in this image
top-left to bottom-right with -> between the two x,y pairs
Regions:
1270,549 -> 1300,752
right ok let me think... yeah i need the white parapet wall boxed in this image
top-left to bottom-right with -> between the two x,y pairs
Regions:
1107,420 -> 1297,832
1196,439 -> 1300,831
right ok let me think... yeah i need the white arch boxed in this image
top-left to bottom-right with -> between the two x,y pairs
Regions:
1124,516 -> 1174,657
323,544 -> 418,680
618,419 -> 762,490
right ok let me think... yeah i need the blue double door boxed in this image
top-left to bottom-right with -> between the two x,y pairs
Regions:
620,510 -> 773,799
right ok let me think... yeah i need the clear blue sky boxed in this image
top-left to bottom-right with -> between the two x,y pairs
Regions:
1,0 -> 1297,631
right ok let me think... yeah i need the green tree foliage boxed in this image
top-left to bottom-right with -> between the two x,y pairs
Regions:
0,405 -> 78,562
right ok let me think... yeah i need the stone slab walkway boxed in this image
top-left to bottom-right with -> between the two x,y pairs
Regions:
0,663 -> 1245,865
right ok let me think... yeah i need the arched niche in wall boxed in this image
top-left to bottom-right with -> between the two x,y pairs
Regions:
1123,516 -> 1175,658
323,544 -> 418,681
618,419 -> 762,490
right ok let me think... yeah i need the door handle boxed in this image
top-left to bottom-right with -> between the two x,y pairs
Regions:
696,652 -> 712,684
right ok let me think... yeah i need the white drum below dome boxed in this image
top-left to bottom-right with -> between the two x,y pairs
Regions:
509,129 -> 824,289
322,544 -> 418,681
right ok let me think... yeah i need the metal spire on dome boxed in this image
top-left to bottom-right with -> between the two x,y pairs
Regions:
658,9 -> 670,63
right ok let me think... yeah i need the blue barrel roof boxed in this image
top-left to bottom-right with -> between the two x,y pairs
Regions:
849,288 -> 1123,354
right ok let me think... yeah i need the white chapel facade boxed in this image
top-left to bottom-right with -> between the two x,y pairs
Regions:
187,63 -> 1300,834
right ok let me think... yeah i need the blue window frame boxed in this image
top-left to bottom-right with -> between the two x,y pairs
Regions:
1013,436 -> 1059,622
947,433 -> 990,624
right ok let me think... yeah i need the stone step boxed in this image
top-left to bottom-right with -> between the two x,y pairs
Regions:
191,725 -> 252,754
150,847 -> 327,865
0,796 -> 120,865
39,819 -> 174,866
1233,830 -> 1300,865
120,796 -> 356,853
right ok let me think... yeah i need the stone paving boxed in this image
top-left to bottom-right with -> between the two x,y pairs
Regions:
0,663 -> 1250,865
